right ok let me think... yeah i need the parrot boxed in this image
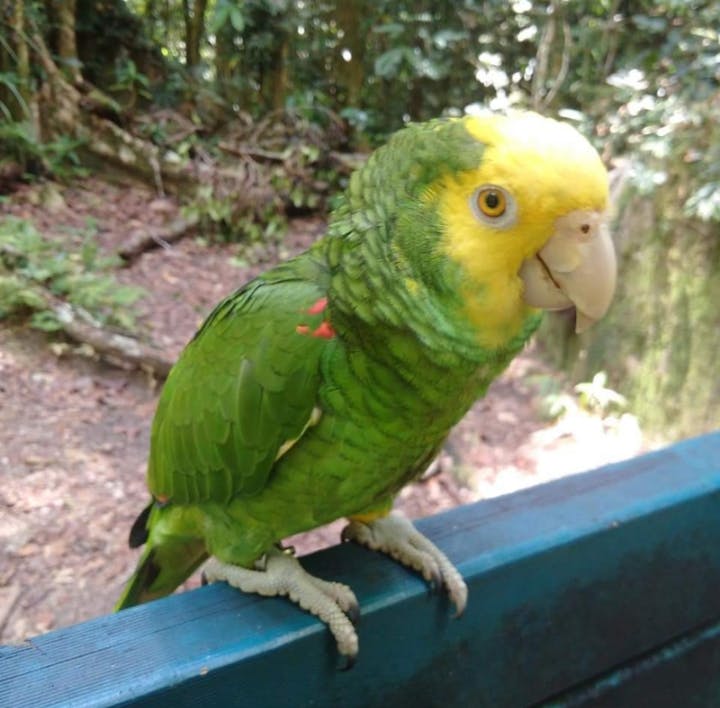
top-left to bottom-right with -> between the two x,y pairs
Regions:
115,111 -> 616,665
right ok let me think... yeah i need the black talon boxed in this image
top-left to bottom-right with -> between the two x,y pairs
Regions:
429,568 -> 443,594
339,653 -> 357,671
345,602 -> 361,627
201,572 -> 208,586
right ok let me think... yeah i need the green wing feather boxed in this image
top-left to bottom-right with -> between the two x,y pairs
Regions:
148,253 -> 331,506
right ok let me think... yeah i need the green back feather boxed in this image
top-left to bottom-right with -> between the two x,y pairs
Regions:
148,255 -> 332,505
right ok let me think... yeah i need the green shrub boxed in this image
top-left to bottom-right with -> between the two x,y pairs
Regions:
0,216 -> 144,332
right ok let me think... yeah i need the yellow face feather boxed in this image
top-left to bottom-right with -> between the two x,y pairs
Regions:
437,112 -> 609,347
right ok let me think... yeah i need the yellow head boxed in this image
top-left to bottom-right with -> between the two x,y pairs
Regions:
437,112 -> 615,346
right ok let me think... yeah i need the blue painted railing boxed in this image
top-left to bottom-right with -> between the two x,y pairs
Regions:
2,432 -> 719,707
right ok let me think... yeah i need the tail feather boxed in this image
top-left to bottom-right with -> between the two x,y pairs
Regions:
128,501 -> 153,548
115,539 -> 208,610
116,501 -> 208,611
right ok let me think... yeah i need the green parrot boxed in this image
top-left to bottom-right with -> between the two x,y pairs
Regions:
116,111 -> 616,664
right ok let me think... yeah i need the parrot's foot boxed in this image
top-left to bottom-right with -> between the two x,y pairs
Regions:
203,548 -> 360,665
342,513 -> 467,616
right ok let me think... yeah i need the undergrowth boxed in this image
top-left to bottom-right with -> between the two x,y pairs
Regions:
0,216 -> 144,332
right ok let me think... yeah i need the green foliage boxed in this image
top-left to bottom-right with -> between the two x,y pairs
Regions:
286,3 -> 494,142
0,70 -> 30,122
529,370 -> 630,424
115,1 -> 719,149
182,185 -> 287,244
0,121 -> 44,172
527,373 -> 573,422
684,183 -> 720,222
574,372 -> 628,417
42,136 -> 88,179
0,120 -> 87,181
76,0 -> 166,92
0,23 -> 86,180
111,59 -> 152,108
209,0 -> 246,33
0,217 -> 144,332
181,121 -> 342,243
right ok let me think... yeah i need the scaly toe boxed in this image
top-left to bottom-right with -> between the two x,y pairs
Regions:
305,575 -> 360,624
342,514 -> 468,616
202,552 -> 360,661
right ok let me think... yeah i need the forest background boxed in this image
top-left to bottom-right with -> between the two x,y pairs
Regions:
0,0 -> 718,640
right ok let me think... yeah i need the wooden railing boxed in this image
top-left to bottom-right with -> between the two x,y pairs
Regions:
2,432 -> 719,707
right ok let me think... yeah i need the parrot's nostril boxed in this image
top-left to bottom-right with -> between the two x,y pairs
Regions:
580,223 -> 590,234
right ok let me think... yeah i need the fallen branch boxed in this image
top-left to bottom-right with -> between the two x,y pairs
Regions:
218,143 -> 288,162
47,295 -> 173,377
134,109 -> 204,147
217,144 -> 367,175
117,214 -> 200,265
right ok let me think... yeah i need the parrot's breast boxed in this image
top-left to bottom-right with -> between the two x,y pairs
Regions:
235,328 -> 523,539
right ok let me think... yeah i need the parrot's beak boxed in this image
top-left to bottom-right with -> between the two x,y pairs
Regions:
519,210 -> 616,333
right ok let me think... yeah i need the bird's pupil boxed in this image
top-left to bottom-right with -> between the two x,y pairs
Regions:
485,192 -> 499,209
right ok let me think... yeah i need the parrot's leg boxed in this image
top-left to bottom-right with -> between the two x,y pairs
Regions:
203,547 -> 360,664
342,513 -> 467,616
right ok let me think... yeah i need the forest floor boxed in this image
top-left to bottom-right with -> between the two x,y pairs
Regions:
0,178 -> 646,644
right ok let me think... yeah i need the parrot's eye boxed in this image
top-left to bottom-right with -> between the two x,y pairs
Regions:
477,188 -> 506,217
470,185 -> 517,228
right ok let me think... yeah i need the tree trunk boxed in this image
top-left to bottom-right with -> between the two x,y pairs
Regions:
334,0 -> 367,106
56,0 -> 82,84
2,0 -> 32,120
214,23 -> 236,101
531,0 -> 570,110
262,36 -> 289,111
182,0 -> 208,69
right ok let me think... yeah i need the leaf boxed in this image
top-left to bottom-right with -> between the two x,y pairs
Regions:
373,23 -> 405,37
30,310 -> 63,332
0,275 -> 46,313
632,14 -> 668,33
230,6 -> 245,32
374,48 -> 408,78
209,2 -> 232,33
684,183 -> 720,222
409,54 -> 447,80
432,29 -> 468,48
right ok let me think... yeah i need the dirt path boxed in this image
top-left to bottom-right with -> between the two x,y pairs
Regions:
0,179 -> 644,643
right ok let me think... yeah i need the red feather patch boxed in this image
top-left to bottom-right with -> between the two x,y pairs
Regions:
312,321 -> 336,339
307,297 -> 328,315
